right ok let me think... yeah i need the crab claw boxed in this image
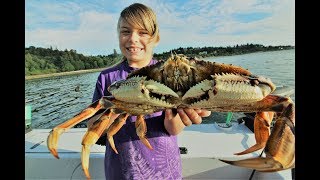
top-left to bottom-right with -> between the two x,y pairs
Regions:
182,74 -> 275,108
47,98 -> 114,159
81,109 -> 114,179
220,103 -> 295,172
109,76 -> 178,108
182,79 -> 213,100
135,115 -> 153,150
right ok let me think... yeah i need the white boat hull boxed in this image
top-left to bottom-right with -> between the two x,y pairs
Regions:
25,123 -> 293,179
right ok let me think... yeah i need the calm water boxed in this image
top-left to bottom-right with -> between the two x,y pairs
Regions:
25,49 -> 295,129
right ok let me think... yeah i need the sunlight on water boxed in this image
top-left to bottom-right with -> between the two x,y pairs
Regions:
25,50 -> 295,129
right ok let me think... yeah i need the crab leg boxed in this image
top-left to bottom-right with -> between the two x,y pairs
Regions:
135,115 -> 153,150
234,111 -> 274,155
107,113 -> 129,154
220,100 -> 295,172
47,98 -> 115,159
81,109 -> 115,179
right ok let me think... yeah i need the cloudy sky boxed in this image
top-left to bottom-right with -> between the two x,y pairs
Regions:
25,0 -> 295,56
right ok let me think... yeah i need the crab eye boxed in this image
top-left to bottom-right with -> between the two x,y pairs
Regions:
108,80 -> 125,92
111,81 -> 120,87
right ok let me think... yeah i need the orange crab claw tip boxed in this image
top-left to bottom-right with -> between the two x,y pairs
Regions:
112,147 -> 119,154
47,130 -> 62,159
140,138 -> 153,150
219,157 -> 283,172
81,145 -> 91,179
54,154 -> 60,159
48,149 -> 60,159
107,136 -> 119,154
83,169 -> 91,179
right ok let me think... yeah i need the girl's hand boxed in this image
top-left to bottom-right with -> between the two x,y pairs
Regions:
177,108 -> 211,126
164,108 -> 211,135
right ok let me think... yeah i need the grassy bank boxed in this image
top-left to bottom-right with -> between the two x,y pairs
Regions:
25,68 -> 106,80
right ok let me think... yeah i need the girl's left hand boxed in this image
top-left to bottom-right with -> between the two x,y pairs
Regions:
164,108 -> 211,135
177,108 -> 211,126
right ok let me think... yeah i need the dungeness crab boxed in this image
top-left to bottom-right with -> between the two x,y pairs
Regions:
47,54 -> 295,179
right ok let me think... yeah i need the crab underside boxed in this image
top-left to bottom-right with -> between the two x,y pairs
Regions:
47,54 -> 295,179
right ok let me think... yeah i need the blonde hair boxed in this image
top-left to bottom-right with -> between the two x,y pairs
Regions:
117,3 -> 160,43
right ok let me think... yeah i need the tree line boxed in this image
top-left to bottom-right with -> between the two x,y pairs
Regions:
25,43 -> 294,75
25,46 -> 122,75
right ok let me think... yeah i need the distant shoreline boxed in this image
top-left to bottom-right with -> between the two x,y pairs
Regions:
25,68 -> 106,80
25,49 -> 294,81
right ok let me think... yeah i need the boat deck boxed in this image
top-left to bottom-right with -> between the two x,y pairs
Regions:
25,123 -> 293,179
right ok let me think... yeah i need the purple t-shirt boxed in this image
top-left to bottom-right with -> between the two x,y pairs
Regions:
92,59 -> 182,180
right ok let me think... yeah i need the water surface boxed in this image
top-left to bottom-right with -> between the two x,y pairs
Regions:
25,49 -> 295,129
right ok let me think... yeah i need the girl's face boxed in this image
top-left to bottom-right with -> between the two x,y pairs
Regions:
118,19 -> 158,66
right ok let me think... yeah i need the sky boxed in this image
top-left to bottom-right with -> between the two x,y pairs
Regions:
25,0 -> 295,56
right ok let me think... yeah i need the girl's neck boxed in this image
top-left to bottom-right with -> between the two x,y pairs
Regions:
127,58 -> 152,69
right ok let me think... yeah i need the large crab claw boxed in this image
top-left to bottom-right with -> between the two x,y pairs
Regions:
109,76 -> 179,107
106,76 -> 180,153
182,73 -> 276,107
220,99 -> 295,172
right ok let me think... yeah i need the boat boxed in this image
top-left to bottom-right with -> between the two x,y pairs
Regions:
25,86 -> 294,180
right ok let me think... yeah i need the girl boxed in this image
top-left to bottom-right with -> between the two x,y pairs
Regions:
92,3 -> 211,179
